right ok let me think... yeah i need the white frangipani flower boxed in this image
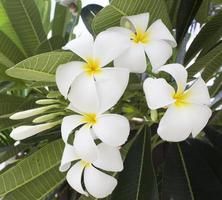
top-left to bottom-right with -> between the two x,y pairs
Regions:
10,121 -> 60,140
61,102 -> 130,161
60,143 -> 123,198
56,34 -> 129,114
97,13 -> 177,73
143,64 -> 212,142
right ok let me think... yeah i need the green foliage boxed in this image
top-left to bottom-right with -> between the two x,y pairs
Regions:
6,51 -> 81,82
92,0 -> 171,35
0,139 -> 64,197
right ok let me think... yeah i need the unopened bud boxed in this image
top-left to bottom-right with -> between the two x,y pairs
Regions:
33,112 -> 64,123
36,99 -> 60,105
150,109 -> 158,122
10,104 -> 60,120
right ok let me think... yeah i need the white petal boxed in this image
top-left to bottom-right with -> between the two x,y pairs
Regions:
56,61 -> 85,98
84,166 -> 117,198
158,104 -> 212,142
148,19 -> 177,47
158,64 -> 188,93
63,34 -> 94,60
144,40 -> 173,72
185,77 -> 211,105
93,29 -> 131,67
143,78 -> 175,110
66,161 -> 88,196
95,68 -> 129,113
114,44 -> 147,73
121,13 -> 149,32
68,73 -> 100,113
74,126 -> 98,163
59,144 -> 79,172
93,114 -> 130,146
93,143 -> 123,172
10,122 -> 57,140
61,115 -> 84,143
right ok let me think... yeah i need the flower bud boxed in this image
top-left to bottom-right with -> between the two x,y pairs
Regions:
10,104 -> 60,120
36,99 -> 60,105
10,121 -> 61,140
150,109 -> 158,122
33,112 -> 64,123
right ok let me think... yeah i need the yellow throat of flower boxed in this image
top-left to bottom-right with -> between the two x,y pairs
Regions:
80,160 -> 92,168
82,113 -> 97,126
173,92 -> 190,107
131,28 -> 149,44
83,58 -> 101,76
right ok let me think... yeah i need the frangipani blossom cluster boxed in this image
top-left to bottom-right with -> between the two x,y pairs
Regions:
9,12 -> 212,199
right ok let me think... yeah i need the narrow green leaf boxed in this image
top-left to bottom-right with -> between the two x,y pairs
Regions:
6,51 -> 81,82
4,165 -> 65,200
81,4 -> 103,35
166,0 -> 181,27
185,10 -> 222,64
35,36 -> 66,54
188,41 -> 222,80
0,139 -> 64,197
92,0 -> 171,35
1,0 -> 47,56
0,2 -> 24,53
195,0 -> 210,24
176,0 -> 203,43
111,126 -> 158,200
209,72 -> 222,97
0,31 -> 26,67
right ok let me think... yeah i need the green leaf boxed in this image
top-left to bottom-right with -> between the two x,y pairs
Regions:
0,2 -> 24,53
34,0 -> 51,33
4,165 -> 65,200
166,0 -> 181,27
52,3 -> 72,38
163,140 -> 222,199
0,144 -> 29,163
35,36 -> 66,54
195,0 -> 210,24
176,0 -> 203,44
81,4 -> 103,35
209,72 -> 222,97
92,0 -> 171,35
188,41 -> 222,80
1,0 -> 47,56
209,111 -> 222,126
111,126 -> 158,200
185,10 -> 222,64
6,51 -> 81,82
0,31 -> 26,67
0,139 -> 64,197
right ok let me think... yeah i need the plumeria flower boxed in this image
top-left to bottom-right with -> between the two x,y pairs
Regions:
97,13 -> 177,73
143,64 -> 212,142
56,33 -> 129,114
61,102 -> 130,162
60,143 -> 123,198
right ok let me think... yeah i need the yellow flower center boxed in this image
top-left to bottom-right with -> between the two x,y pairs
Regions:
131,28 -> 149,44
173,92 -> 190,107
80,160 -> 92,168
83,58 -> 101,76
82,113 -> 97,126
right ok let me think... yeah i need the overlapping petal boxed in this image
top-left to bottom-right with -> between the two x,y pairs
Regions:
158,64 -> 188,93
144,40 -> 173,72
84,166 -> 117,198
147,19 -> 177,47
143,78 -> 175,110
63,34 -> 94,60
61,115 -> 84,143
60,144 -> 79,172
93,143 -> 123,172
121,13 -> 149,32
185,77 -> 211,105
68,73 -> 100,113
93,114 -> 130,146
56,61 -> 85,98
66,161 -> 88,196
114,43 -> 147,73
158,104 -> 212,142
95,68 -> 129,113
